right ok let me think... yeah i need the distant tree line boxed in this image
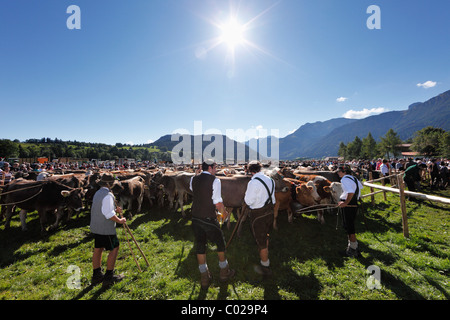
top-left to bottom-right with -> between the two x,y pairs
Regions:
338,126 -> 449,160
0,138 -> 171,162
1,127 -> 448,163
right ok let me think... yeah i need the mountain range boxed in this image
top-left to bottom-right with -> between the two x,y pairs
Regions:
150,89 -> 450,160
283,89 -> 450,159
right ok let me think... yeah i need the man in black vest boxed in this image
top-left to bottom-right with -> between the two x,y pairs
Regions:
244,161 -> 276,276
190,160 -> 235,289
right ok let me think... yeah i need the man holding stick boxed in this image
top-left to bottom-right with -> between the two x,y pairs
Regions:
90,173 -> 127,288
189,160 -> 235,289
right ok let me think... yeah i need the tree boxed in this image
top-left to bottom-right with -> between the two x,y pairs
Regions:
361,132 -> 377,159
378,129 -> 402,158
338,142 -> 347,160
0,139 -> 19,158
411,126 -> 446,156
346,136 -> 362,160
18,145 -> 29,158
27,145 -> 40,158
439,131 -> 450,158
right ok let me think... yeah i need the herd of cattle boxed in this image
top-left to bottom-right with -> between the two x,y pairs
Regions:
0,164 -> 348,235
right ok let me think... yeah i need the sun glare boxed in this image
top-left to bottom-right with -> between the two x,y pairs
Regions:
196,1 -> 281,77
219,18 -> 246,50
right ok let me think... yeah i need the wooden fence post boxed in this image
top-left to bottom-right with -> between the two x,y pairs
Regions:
369,171 -> 374,205
397,174 -> 409,238
381,174 -> 387,201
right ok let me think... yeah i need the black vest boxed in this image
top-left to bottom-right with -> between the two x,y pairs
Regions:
191,173 -> 216,219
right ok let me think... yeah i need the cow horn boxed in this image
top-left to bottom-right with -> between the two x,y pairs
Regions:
61,190 -> 70,197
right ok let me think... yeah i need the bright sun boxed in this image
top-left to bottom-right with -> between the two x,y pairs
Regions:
196,1 -> 280,77
219,18 -> 246,50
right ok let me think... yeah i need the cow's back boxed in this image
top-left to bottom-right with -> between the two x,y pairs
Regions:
218,175 -> 251,208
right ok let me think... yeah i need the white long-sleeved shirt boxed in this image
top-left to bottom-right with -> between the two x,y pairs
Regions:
244,172 -> 276,209
189,171 -> 223,205
100,187 -> 117,219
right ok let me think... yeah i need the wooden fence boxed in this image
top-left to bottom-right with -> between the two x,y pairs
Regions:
362,172 -> 450,238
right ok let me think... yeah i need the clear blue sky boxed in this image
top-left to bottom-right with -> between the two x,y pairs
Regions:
1,0 -> 449,145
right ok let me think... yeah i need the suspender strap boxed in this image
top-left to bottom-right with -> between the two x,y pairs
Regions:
254,177 -> 274,206
344,176 -> 360,204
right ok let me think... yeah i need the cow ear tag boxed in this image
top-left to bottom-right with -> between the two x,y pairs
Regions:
61,190 -> 71,197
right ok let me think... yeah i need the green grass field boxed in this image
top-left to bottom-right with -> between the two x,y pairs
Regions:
0,182 -> 449,300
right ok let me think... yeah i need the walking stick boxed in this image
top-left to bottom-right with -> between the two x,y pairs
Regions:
226,204 -> 248,250
122,222 -> 142,272
123,221 -> 150,267
116,202 -> 150,269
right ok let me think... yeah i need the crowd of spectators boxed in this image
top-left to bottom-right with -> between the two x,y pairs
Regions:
1,156 -> 449,190
282,157 -> 449,190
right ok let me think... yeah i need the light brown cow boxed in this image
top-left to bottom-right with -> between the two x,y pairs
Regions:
273,179 -> 294,230
111,176 -> 145,218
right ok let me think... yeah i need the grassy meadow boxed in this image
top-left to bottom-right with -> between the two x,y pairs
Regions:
0,181 -> 449,301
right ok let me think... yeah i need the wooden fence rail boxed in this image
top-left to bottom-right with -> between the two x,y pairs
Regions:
362,181 -> 450,205
362,172 -> 450,238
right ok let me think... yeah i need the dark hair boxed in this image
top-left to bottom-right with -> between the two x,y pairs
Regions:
247,161 -> 261,173
337,166 -> 352,174
201,160 -> 216,171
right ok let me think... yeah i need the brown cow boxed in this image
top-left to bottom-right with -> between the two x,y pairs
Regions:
111,176 -> 145,218
311,176 -> 332,224
281,177 -> 321,223
282,171 -> 334,224
281,167 -> 341,183
84,171 -> 102,209
156,171 -> 195,217
329,182 -> 343,204
219,169 -> 292,233
154,172 -> 176,210
156,171 -> 180,212
291,180 -> 317,207
1,179 -> 85,234
142,171 -> 159,207
273,179 -> 294,230
48,173 -> 88,221
173,172 -> 194,217
217,175 -> 251,233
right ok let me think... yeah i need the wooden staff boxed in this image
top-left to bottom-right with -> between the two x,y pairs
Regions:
123,221 -> 150,267
116,201 -> 150,268
226,204 -> 248,250
122,221 -> 142,272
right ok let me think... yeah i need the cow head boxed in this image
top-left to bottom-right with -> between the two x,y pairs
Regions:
61,188 -> 86,211
267,168 -> 290,193
329,182 -> 343,204
110,181 -> 124,197
306,180 -> 321,202
295,183 -> 316,207
280,167 -> 296,179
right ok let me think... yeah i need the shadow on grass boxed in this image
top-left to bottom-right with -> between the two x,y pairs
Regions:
3,194 -> 448,300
